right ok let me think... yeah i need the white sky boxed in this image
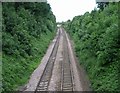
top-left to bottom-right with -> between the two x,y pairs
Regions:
47,0 -> 97,22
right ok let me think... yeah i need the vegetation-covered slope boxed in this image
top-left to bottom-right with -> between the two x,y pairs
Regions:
63,3 -> 120,91
2,2 -> 56,91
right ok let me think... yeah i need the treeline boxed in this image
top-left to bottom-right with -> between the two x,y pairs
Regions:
63,3 -> 120,91
2,2 -> 56,91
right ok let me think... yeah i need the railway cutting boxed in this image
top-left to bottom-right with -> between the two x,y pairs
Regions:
24,27 -> 90,92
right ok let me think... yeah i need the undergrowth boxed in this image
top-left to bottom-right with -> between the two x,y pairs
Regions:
63,3 -> 120,91
2,31 -> 55,91
2,2 -> 56,92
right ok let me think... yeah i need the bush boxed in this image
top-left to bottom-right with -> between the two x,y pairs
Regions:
63,3 -> 119,91
2,2 -> 56,91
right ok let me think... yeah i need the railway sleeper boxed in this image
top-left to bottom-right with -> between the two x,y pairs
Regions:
63,85 -> 72,87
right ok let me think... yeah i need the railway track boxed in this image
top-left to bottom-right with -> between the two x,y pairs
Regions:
24,27 -> 90,92
34,28 -> 81,92
35,29 -> 60,92
61,30 -> 74,91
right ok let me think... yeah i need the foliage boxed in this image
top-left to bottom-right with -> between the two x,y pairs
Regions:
2,2 -> 56,92
63,3 -> 120,91
96,2 -> 109,10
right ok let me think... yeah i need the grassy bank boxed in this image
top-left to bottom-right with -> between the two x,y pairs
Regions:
2,2 -> 56,91
2,31 -> 55,91
63,3 -> 120,91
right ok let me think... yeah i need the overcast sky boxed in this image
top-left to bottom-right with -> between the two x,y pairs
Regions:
47,0 -> 97,22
